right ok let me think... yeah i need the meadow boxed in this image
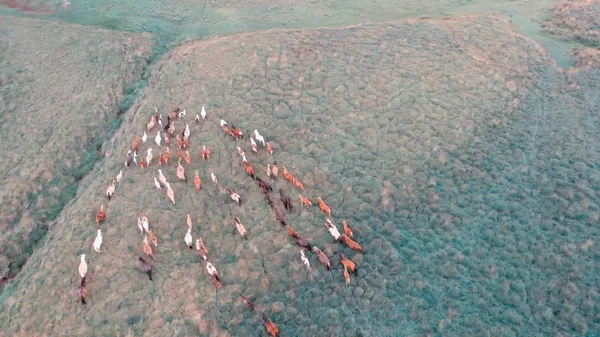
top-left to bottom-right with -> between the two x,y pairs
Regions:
0,16 -> 152,286
0,0 -> 599,336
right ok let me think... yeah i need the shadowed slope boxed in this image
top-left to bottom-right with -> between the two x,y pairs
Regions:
0,16 -> 152,285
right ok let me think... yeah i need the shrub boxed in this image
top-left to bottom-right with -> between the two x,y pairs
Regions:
126,315 -> 141,326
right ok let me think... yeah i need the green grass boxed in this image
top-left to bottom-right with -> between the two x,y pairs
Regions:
543,0 -> 600,48
0,16 -> 152,289
0,0 -> 582,67
2,14 -> 598,335
0,0 -> 599,335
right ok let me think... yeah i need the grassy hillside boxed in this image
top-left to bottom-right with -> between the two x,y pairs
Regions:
1,0 -> 468,36
0,0 -> 599,335
0,16 -> 152,286
0,0 -> 575,64
2,15 -> 598,336
544,0 -> 600,47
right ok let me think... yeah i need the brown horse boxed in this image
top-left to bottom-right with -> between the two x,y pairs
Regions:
80,276 -> 88,305
262,314 -> 279,337
194,171 -> 201,193
317,197 -> 332,217
96,204 -> 105,225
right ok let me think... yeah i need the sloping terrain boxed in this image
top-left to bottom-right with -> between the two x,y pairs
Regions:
0,0 -> 577,73
0,0 -> 562,47
543,0 -> 600,81
0,16 -> 152,285
0,0 -> 468,35
544,0 -> 600,46
3,15 -> 598,336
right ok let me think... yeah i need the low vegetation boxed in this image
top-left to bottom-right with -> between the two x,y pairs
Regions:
0,0 -> 599,334
1,14 -> 598,336
0,16 -> 152,286
543,0 -> 600,47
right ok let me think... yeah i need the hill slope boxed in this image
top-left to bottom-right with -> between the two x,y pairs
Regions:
3,15 -> 598,336
0,16 -> 152,285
